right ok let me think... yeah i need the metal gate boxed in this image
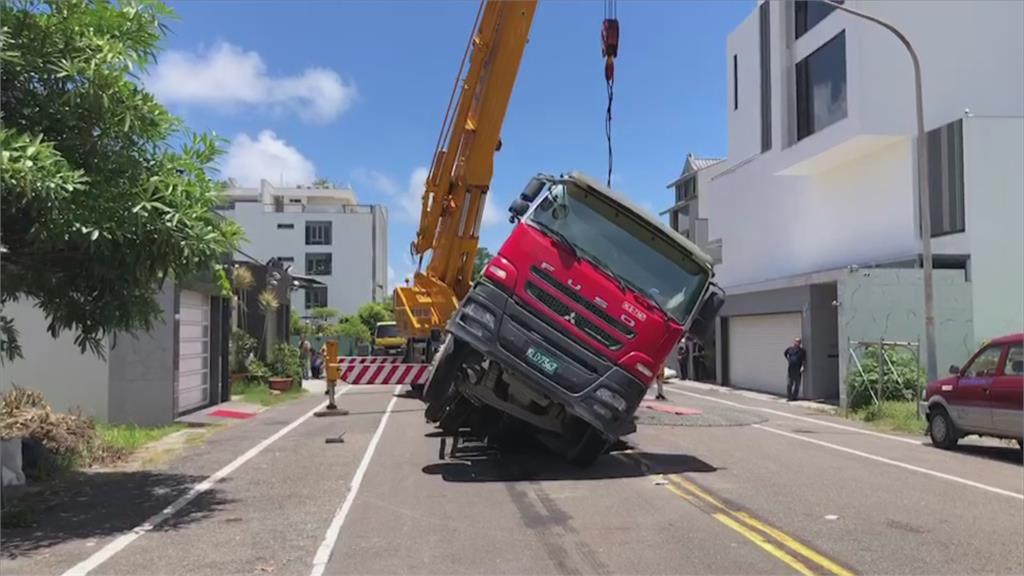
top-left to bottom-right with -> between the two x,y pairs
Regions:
176,290 -> 210,414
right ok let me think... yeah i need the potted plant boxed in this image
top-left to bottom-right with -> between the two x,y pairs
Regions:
268,343 -> 302,392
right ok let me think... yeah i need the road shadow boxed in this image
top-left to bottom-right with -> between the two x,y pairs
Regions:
421,441 -> 717,483
947,442 -> 1023,466
1,469 -> 234,559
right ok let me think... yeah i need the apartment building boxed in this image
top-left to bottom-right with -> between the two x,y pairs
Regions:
690,0 -> 1023,404
218,180 -> 388,316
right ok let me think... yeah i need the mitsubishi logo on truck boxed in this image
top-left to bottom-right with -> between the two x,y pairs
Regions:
564,311 -> 577,326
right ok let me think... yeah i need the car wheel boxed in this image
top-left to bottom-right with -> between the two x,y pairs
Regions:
928,407 -> 959,449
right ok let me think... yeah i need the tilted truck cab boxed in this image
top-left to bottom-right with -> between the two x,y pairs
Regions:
424,172 -> 723,465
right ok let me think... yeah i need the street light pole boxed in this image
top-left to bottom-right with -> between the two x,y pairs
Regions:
823,0 -> 938,382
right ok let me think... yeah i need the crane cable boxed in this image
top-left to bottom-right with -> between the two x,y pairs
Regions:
602,0 -> 619,188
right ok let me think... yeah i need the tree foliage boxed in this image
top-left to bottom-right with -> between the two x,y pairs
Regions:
472,247 -> 493,282
0,0 -> 243,359
355,302 -> 393,334
337,316 -> 371,344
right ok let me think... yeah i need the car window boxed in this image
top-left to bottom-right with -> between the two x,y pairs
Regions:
1005,344 -> 1023,376
963,345 -> 1004,378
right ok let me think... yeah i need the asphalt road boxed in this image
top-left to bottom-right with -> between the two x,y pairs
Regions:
3,380 -> 1022,576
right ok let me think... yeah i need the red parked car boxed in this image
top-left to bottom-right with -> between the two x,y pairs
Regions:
920,333 -> 1024,450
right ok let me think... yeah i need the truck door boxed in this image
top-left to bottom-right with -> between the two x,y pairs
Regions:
953,344 -> 1004,434
990,343 -> 1023,439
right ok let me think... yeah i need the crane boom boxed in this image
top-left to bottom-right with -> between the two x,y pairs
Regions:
394,0 -> 537,352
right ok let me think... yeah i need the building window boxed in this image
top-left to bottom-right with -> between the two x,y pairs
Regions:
278,256 -> 294,263
305,252 -> 333,276
682,177 -> 696,200
305,286 -> 327,309
733,54 -> 739,110
927,119 -> 965,237
759,0 -> 772,152
794,0 -> 837,40
277,223 -> 294,230
795,31 -> 847,141
305,221 -> 332,245
289,198 -> 303,204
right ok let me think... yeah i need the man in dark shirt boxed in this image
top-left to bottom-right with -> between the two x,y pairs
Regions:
784,337 -> 806,401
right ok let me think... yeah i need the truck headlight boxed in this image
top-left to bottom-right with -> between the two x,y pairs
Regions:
463,301 -> 496,331
594,388 -> 627,412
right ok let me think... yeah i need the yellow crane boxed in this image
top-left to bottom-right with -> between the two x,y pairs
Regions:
393,0 -> 539,361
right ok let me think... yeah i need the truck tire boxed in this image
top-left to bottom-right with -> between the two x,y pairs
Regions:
424,335 -> 460,422
564,418 -> 610,467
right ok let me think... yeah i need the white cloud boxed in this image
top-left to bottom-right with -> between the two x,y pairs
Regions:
220,130 -> 316,187
352,168 -> 399,196
146,42 -> 355,123
401,167 -> 429,221
481,199 -> 504,227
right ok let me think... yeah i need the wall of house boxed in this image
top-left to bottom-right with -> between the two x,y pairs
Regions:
726,10 -> 763,164
221,203 -> 387,315
963,116 -> 1024,343
107,283 -> 177,426
1,299 -> 110,419
836,268 -> 974,408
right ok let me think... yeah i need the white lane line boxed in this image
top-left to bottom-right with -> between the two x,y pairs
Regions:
753,424 -> 1024,500
61,388 -> 352,576
665,386 -> 923,445
310,390 -> 399,576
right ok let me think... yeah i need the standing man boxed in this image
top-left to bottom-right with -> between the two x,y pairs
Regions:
676,338 -> 691,381
784,337 -> 806,401
299,336 -> 312,379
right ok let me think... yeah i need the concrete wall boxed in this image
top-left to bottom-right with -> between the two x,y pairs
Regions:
726,9 -> 762,164
963,116 -> 1024,343
1,300 -> 110,420
107,283 -> 176,426
836,268 -> 974,408
220,203 -> 388,316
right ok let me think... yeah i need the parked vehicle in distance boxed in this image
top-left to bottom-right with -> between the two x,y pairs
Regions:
372,321 -> 406,357
920,333 -> 1023,450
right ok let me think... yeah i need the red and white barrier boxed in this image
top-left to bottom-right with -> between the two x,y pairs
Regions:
335,357 -> 431,386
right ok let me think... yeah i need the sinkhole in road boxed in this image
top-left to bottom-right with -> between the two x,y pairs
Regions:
635,403 -> 768,427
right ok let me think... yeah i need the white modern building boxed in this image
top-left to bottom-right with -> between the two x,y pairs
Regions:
218,180 -> 388,316
682,0 -> 1023,404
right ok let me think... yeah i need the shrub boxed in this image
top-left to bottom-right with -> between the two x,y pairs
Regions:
337,316 -> 371,344
0,387 -> 98,473
230,329 -> 257,373
268,343 -> 302,384
243,358 -> 271,388
846,345 -> 925,410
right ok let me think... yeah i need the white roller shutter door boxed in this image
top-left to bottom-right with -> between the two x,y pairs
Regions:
727,313 -> 802,396
176,290 -> 210,414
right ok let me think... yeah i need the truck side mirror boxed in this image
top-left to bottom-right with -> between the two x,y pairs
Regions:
508,198 -> 531,222
520,177 -> 546,202
688,288 -> 724,345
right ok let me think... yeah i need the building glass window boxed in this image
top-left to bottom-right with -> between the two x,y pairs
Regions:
733,54 -> 739,110
305,286 -> 328,310
926,119 -> 965,237
794,0 -> 837,40
305,252 -> 333,276
759,0 -> 772,152
305,221 -> 332,245
795,31 -> 847,141
277,223 -> 294,230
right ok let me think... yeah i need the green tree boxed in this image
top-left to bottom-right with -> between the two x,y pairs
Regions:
0,0 -> 243,360
290,310 -> 310,338
472,247 -> 493,282
355,302 -> 394,334
311,177 -> 333,189
308,307 -> 340,338
336,316 -> 371,344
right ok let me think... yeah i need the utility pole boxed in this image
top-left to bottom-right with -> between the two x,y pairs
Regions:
823,0 -> 938,382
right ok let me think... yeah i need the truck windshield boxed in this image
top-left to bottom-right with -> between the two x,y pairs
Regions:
527,182 -> 709,324
375,324 -> 399,338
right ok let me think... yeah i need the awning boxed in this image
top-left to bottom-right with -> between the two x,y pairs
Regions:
290,274 -> 326,290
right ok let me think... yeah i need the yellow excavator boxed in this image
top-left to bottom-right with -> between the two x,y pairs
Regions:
393,0 -> 539,364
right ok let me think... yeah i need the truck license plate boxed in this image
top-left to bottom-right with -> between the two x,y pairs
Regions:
526,346 -> 558,375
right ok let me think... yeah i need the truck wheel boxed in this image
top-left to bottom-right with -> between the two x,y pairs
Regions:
424,335 -> 460,422
564,418 -> 610,467
928,406 -> 959,449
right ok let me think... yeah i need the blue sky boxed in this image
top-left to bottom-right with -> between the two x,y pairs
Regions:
152,0 -> 751,288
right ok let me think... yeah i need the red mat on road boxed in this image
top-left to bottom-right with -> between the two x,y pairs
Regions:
640,401 -> 703,416
208,409 -> 256,420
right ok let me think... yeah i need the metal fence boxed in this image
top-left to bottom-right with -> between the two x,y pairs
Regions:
847,339 -> 923,414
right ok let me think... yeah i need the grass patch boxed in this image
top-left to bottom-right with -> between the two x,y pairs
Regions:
95,423 -> 186,454
232,382 -> 307,406
849,401 -> 926,435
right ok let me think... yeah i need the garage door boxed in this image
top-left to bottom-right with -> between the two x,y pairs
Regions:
176,290 -> 210,414
728,313 -> 802,396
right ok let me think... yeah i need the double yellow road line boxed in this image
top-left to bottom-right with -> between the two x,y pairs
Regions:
660,474 -> 854,576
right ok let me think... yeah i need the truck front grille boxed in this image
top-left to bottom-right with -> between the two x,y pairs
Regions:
525,282 -> 622,351
530,267 -> 635,339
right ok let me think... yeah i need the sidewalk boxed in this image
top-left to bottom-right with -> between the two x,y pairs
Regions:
666,378 -> 839,415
